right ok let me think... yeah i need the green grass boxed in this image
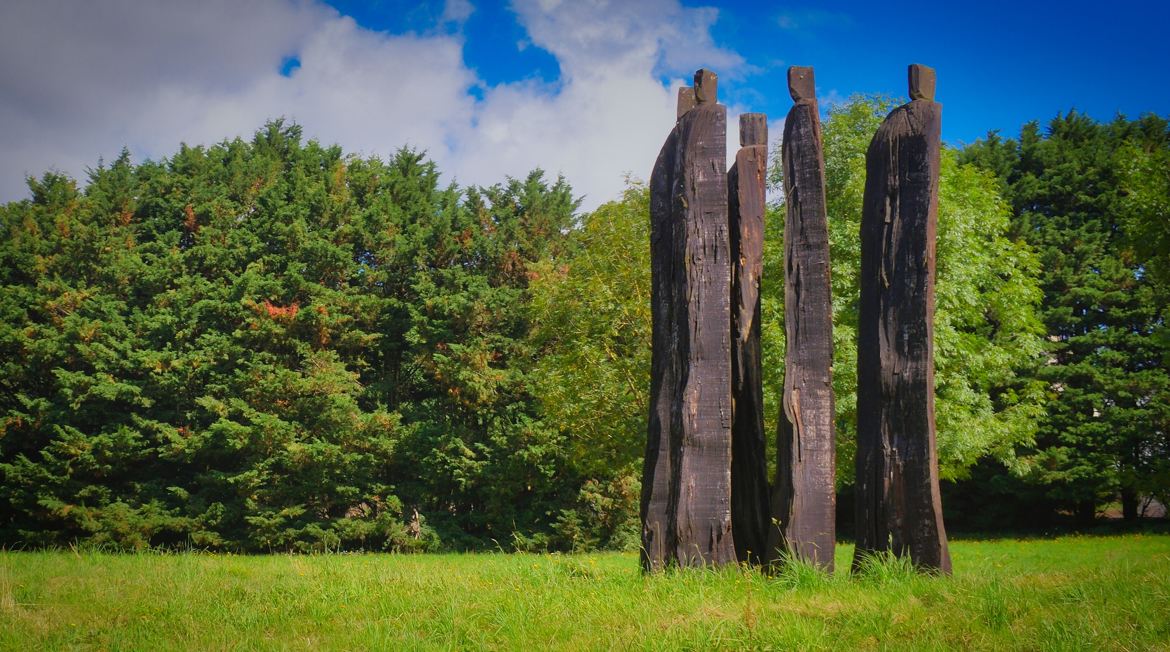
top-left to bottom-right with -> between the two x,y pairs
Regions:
2,534 -> 1169,650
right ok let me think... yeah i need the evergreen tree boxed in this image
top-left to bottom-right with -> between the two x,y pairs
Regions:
528,185 -> 649,550
962,112 -> 1170,521
389,170 -> 580,548
0,121 -> 578,550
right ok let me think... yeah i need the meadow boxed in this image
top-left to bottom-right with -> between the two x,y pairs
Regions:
2,533 -> 1168,651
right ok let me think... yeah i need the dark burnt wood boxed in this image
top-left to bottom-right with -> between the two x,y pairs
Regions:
787,66 -> 816,103
854,65 -> 951,574
670,92 -> 736,567
693,68 -> 718,104
644,76 -> 736,570
677,87 -> 696,119
908,63 -> 936,101
641,93 -> 683,571
768,67 -> 837,571
738,112 -> 768,147
729,113 -> 770,565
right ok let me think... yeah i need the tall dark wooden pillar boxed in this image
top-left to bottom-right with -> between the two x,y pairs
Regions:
854,64 -> 951,574
769,66 -> 837,571
729,113 -> 770,566
643,70 -> 735,569
671,69 -> 735,567
641,87 -> 692,571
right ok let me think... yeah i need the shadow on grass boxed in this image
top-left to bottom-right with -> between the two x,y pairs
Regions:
945,518 -> 1170,542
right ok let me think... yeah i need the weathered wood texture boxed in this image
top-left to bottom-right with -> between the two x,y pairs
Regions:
641,112 -> 680,571
677,87 -> 696,119
643,72 -> 735,569
729,113 -> 770,565
854,64 -> 951,574
769,66 -> 836,571
670,70 -> 735,567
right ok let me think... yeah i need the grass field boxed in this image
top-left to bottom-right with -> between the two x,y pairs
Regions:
2,534 -> 1169,651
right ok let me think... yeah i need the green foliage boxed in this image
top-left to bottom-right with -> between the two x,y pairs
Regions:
528,184 -> 649,550
1115,129 -> 1170,375
525,98 -> 1047,551
765,97 -> 1047,482
1116,121 -> 1170,285
2,101 -> 1165,552
0,121 -> 577,551
962,112 -> 1170,516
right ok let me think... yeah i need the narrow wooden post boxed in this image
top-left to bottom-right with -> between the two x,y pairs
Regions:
670,68 -> 736,567
769,66 -> 837,571
854,64 -> 951,574
641,87 -> 689,571
729,112 -> 770,566
676,86 -> 696,119
643,72 -> 735,569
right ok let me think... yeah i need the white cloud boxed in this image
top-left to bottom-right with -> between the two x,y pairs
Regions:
0,0 -> 328,192
446,0 -> 752,207
512,0 -> 743,80
441,0 -> 475,26
0,0 -> 752,212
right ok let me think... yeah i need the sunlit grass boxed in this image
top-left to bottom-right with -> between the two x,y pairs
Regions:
2,534 -> 1168,650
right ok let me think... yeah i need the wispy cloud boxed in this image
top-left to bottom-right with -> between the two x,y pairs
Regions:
0,0 -> 753,211
441,0 -> 474,27
776,9 -> 854,32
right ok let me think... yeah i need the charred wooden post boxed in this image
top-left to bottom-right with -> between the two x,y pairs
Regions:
643,72 -> 736,569
729,112 -> 770,566
676,86 -> 696,118
670,68 -> 736,567
854,64 -> 951,574
768,66 -> 837,571
641,87 -> 690,571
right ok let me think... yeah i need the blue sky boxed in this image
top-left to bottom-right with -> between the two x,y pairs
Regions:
327,0 -> 1170,145
2,0 -> 1167,209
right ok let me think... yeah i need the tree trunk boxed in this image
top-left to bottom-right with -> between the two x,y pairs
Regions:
729,113 -> 770,566
1121,489 -> 1139,522
770,67 -> 836,571
669,71 -> 736,567
1075,499 -> 1096,526
854,65 -> 951,574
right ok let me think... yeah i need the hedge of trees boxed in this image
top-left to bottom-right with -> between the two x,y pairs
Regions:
1,100 -> 1166,552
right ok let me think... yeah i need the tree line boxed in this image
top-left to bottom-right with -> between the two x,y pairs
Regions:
1,100 -> 1166,552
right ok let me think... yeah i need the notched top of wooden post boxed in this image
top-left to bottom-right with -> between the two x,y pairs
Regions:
908,64 -> 936,101
739,113 -> 767,147
693,69 -> 718,104
787,66 -> 816,103
677,87 -> 696,119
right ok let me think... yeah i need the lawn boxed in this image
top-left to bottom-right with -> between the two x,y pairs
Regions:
2,534 -> 1168,650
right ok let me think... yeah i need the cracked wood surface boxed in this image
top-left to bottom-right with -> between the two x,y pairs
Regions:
644,73 -> 735,569
769,67 -> 837,571
670,96 -> 735,567
854,64 -> 951,574
729,113 -> 770,566
641,116 -> 680,571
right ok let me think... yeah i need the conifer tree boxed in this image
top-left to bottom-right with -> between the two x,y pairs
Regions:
962,112 -> 1170,520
